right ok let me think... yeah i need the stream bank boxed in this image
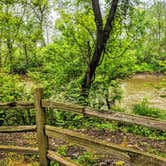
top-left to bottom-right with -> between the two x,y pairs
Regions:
117,73 -> 166,111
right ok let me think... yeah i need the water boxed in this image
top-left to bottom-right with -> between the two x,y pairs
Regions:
22,73 -> 166,111
118,74 -> 166,111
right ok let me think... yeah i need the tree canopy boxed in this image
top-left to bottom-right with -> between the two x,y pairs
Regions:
0,0 -> 165,107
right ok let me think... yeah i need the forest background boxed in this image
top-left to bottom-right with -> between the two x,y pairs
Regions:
0,0 -> 166,128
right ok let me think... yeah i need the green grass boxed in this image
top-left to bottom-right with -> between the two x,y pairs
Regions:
133,99 -> 166,120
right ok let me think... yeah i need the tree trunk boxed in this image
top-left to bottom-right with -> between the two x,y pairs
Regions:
157,2 -> 161,56
0,39 -> 2,72
24,43 -> 29,68
7,38 -> 13,73
81,0 -> 119,97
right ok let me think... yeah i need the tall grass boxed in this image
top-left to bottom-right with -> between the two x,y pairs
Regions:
133,99 -> 166,120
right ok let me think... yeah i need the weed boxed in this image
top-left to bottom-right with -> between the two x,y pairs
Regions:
0,153 -> 39,166
56,145 -> 67,156
133,99 -> 166,120
76,152 -> 96,166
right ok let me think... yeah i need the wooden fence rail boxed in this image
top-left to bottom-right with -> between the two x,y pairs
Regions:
0,125 -> 36,133
45,125 -> 166,166
0,145 -> 38,154
0,101 -> 34,109
42,100 -> 166,131
1,100 -> 166,131
0,88 -> 166,166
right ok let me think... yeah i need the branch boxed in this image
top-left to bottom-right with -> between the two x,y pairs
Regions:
91,0 -> 103,33
104,0 -> 118,37
77,21 -> 95,43
12,5 -> 27,43
108,37 -> 136,60
71,31 -> 85,54
98,48 -> 105,66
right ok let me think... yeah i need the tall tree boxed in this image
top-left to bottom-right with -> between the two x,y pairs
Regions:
81,0 -> 119,97
28,0 -> 49,47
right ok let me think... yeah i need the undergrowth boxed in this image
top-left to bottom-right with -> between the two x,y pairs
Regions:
45,107 -> 166,140
0,153 -> 38,166
133,99 -> 166,120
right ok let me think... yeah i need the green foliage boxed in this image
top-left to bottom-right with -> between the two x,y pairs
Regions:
121,124 -> 166,140
76,152 -> 96,166
133,1 -> 166,73
0,0 -> 48,73
1,0 -> 165,110
50,161 -> 60,166
134,63 -> 154,73
109,81 -> 123,103
133,99 -> 166,120
0,152 -> 39,166
45,106 -> 166,140
0,74 -> 34,125
57,145 -> 67,156
0,1 -> 165,164
0,74 -> 25,102
88,80 -> 123,109
112,106 -> 125,112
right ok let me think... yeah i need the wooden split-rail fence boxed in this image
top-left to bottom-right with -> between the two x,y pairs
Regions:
0,88 -> 166,166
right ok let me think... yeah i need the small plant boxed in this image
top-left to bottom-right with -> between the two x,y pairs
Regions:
121,124 -> 166,139
0,153 -> 39,166
104,80 -> 123,109
0,74 -> 34,126
57,145 -> 67,156
50,161 -> 60,166
133,99 -> 166,120
76,152 -> 96,166
112,106 -> 125,112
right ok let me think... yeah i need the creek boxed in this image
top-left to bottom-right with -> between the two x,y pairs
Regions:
117,74 -> 166,111
22,73 -> 166,111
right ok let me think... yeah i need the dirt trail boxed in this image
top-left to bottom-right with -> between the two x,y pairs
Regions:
0,129 -> 165,165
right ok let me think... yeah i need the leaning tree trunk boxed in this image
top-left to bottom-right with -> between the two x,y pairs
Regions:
81,0 -> 119,97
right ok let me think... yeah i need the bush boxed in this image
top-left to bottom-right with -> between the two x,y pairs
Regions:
0,74 -> 34,125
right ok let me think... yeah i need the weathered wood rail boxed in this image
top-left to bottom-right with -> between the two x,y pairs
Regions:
0,88 -> 166,166
42,100 -> 166,131
1,100 -> 166,131
0,101 -> 34,109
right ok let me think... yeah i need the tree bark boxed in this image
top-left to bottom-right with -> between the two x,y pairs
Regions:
24,43 -> 29,68
7,38 -> 13,73
81,0 -> 119,97
0,39 -> 2,72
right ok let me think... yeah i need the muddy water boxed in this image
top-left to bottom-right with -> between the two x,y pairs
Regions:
21,73 -> 166,111
117,74 -> 166,111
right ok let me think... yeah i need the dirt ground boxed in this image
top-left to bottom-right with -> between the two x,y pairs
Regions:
0,129 -> 166,166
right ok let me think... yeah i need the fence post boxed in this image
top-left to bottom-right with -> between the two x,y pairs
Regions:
34,88 -> 49,166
